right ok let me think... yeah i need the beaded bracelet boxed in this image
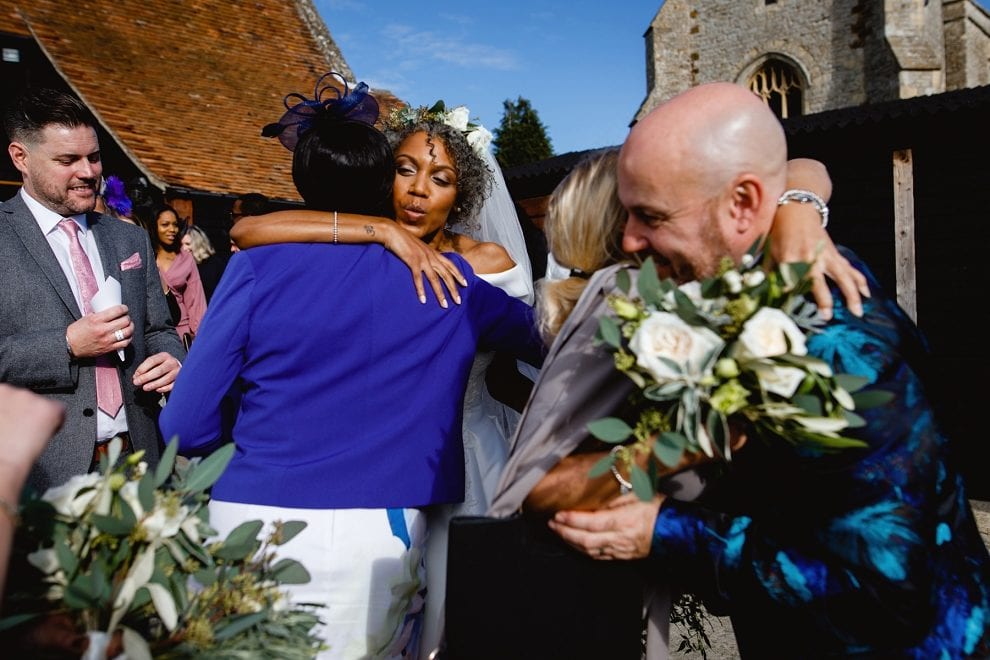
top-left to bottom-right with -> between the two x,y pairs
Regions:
332,211 -> 339,244
609,445 -> 633,495
777,189 -> 830,229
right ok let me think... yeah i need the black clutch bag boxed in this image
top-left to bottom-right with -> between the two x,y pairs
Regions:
443,515 -> 646,660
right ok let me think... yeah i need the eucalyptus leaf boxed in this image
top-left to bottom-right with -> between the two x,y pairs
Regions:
155,436 -> 179,487
842,409 -> 867,428
791,394 -> 823,416
143,582 -> 178,631
55,537 -> 78,576
706,409 -> 728,459
92,513 -> 134,537
184,442 -> 236,493
598,316 -> 622,349
121,626 -> 154,660
271,558 -> 312,585
276,520 -> 308,546
588,453 -> 615,478
138,470 -> 155,512
637,258 -> 663,307
194,568 -> 218,586
586,417 -> 633,443
630,464 -> 654,501
215,541 -> 258,562
834,373 -> 870,393
659,356 -> 684,375
616,268 -> 631,294
654,432 -> 685,467
852,389 -> 894,410
213,610 -> 269,641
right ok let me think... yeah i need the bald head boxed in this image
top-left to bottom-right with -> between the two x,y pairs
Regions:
619,83 -> 789,281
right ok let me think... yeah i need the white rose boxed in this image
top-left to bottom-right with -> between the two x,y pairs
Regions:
445,106 -> 470,132
663,281 -> 703,309
466,125 -> 492,152
629,311 -> 725,382
41,472 -> 101,517
734,307 -> 807,359
753,363 -> 806,398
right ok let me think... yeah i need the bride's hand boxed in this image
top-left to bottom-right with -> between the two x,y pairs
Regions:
383,223 -> 467,307
769,205 -> 869,320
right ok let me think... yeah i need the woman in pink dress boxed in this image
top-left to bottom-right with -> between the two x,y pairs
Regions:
147,204 -> 206,344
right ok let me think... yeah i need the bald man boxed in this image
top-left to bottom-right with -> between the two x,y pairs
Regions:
549,83 -> 990,657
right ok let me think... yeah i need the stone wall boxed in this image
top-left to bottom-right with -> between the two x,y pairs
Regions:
637,0 -> 989,121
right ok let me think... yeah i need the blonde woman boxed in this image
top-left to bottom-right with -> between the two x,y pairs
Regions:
181,225 -> 224,301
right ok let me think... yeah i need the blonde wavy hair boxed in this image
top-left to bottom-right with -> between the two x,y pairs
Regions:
537,149 -> 629,342
183,225 -> 216,265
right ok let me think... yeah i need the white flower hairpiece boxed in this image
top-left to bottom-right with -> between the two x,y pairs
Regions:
385,100 -> 492,156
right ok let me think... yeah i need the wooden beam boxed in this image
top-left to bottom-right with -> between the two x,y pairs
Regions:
892,148 -> 917,323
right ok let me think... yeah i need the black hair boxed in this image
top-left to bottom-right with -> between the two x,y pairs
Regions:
141,203 -> 184,252
235,192 -> 270,216
3,88 -> 97,144
292,117 -> 393,215
385,121 -> 491,229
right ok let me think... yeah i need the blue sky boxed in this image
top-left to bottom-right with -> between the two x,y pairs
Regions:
316,0 -> 658,156
317,0 -> 990,157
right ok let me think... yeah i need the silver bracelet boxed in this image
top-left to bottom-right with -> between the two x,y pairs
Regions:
609,445 -> 633,495
332,211 -> 339,244
777,189 -> 829,229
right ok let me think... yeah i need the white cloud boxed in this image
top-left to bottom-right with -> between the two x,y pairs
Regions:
381,23 -> 518,71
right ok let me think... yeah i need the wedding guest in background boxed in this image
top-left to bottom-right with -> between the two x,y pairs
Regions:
144,203 -> 206,347
227,192 -> 269,254
94,175 -> 136,225
546,82 -> 990,658
181,224 -> 224,302
1,88 -> 183,492
161,76 -> 544,659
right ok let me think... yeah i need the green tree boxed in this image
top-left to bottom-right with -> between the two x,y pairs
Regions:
492,97 -> 554,168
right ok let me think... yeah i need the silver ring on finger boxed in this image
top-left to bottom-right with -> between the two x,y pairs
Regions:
114,329 -> 125,342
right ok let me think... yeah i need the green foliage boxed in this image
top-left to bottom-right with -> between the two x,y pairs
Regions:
492,97 -> 553,168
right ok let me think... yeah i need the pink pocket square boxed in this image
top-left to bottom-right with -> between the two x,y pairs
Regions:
120,252 -> 143,271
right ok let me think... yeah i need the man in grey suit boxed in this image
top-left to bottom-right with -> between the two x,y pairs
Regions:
0,88 -> 184,491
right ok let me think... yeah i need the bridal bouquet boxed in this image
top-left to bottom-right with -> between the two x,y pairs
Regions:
0,438 -> 323,659
589,253 -> 891,499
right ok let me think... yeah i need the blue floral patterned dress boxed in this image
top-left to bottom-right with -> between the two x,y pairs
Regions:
651,250 -> 990,658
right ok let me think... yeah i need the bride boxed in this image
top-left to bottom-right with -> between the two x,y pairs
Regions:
231,102 -> 535,657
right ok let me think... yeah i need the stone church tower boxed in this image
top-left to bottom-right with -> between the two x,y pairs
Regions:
637,0 -> 990,120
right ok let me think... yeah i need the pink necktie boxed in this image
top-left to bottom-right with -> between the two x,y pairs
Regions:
58,219 -> 124,418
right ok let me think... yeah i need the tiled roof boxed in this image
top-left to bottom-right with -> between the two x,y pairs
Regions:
3,0 -> 402,201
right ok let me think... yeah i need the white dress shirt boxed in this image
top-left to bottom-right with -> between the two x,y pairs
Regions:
21,189 -> 129,441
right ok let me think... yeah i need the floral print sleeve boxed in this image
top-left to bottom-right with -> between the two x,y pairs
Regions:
650,250 -> 990,658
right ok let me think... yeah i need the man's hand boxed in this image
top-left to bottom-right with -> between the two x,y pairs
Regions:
133,352 -> 181,393
65,305 -> 133,358
383,223 -> 467,307
548,493 -> 664,561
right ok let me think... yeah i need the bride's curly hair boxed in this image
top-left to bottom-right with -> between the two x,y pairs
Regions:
385,120 -> 492,231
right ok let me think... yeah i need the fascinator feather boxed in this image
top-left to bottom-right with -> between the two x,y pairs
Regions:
102,175 -> 133,217
262,72 -> 380,151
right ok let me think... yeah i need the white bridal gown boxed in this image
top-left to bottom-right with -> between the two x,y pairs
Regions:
419,263 -> 534,658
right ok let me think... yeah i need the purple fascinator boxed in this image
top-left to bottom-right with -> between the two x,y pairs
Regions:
102,175 -> 133,217
262,72 -> 380,151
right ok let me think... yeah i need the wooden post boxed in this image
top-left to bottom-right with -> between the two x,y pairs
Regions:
892,148 -> 917,323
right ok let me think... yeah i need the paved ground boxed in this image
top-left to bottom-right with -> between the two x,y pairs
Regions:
669,500 -> 990,658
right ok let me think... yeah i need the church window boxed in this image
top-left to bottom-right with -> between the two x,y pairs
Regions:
747,59 -> 803,118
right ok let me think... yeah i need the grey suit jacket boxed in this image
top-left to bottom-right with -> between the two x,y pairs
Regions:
0,193 -> 185,491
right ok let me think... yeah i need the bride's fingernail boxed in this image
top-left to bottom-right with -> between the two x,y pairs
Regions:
419,294 -> 427,304
453,295 -> 462,305
440,299 -> 448,309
